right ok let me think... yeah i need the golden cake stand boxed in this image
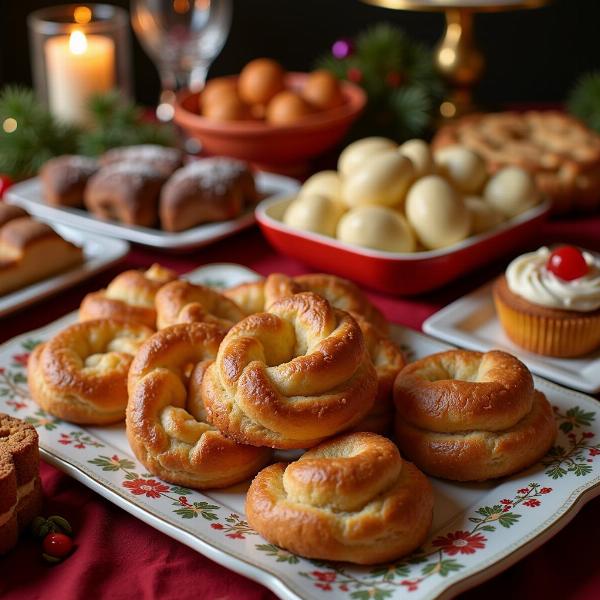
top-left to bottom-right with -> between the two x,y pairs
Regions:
362,0 -> 549,119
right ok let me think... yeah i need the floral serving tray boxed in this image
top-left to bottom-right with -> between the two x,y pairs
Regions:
2,264 -> 600,600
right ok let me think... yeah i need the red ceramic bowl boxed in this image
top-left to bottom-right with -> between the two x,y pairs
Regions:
256,196 -> 552,296
174,73 -> 366,174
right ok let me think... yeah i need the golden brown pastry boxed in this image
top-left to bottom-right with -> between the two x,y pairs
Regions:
99,145 -> 183,177
154,280 -> 246,330
39,155 -> 99,207
0,413 -> 43,555
84,162 -> 166,227
0,204 -> 28,227
201,292 -> 377,449
224,272 -> 389,335
80,263 -> 178,328
223,280 -> 266,315
127,323 -> 272,489
28,319 -> 153,425
0,216 -> 83,296
232,272 -> 403,434
159,158 -> 257,232
245,432 -> 433,565
394,350 -> 556,481
350,315 -> 405,434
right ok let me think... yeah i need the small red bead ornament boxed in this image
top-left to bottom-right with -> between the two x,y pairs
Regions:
43,532 -> 74,558
0,174 -> 13,199
546,246 -> 589,281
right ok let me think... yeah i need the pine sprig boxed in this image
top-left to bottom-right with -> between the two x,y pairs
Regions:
568,72 -> 600,133
0,87 -> 80,178
0,87 -> 176,179
78,91 -> 176,156
317,23 -> 443,141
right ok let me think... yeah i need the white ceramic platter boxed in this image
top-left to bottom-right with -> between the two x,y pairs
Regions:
2,264 -> 600,600
0,223 -> 128,318
423,282 -> 600,393
6,172 -> 299,251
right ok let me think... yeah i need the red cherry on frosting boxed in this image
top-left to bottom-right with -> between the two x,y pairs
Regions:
546,246 -> 589,281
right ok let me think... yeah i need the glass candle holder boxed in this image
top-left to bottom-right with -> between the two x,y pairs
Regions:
28,4 -> 132,125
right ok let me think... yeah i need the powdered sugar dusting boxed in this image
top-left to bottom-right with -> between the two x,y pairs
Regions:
102,145 -> 181,164
92,161 -> 164,189
168,158 -> 248,194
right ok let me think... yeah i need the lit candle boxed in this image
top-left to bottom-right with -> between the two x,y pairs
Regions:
45,29 -> 115,124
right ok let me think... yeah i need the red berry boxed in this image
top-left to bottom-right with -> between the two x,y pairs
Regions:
347,67 -> 363,84
43,532 -> 73,558
546,246 -> 589,281
0,174 -> 13,199
385,71 -> 403,88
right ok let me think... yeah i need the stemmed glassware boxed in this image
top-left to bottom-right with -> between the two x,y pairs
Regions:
131,0 -> 232,121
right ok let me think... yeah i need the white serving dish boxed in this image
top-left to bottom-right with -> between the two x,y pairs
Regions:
2,263 -> 600,599
6,172 -> 299,251
0,223 -> 128,317
423,282 -> 600,393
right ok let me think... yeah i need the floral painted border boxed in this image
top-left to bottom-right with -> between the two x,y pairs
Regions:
2,299 -> 600,600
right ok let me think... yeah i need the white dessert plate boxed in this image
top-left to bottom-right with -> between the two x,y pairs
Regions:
5,172 -> 299,251
2,263 -> 600,600
0,223 -> 128,318
423,282 -> 600,394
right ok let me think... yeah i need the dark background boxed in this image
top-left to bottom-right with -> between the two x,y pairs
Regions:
1,0 -> 599,108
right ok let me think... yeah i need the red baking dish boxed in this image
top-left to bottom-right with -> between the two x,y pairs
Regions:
256,196 -> 551,295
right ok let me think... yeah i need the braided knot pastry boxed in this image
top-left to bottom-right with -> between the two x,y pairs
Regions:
349,315 -> 405,434
394,350 -> 556,481
28,319 -> 153,424
80,263 -> 178,328
224,272 -> 388,334
202,292 -> 377,449
226,273 -> 402,434
246,432 -> 433,564
127,323 -> 271,489
155,280 -> 246,330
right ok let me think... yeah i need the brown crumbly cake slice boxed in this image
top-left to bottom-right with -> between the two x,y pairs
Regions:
0,212 -> 84,296
0,413 -> 43,554
432,111 -> 600,214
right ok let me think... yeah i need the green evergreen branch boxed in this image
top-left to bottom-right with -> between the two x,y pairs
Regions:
0,86 -> 176,179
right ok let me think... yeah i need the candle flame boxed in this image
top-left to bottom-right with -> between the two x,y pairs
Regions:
74,6 -> 92,24
69,30 -> 88,55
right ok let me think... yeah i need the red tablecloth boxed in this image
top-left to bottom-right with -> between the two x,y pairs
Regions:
1,218 -> 600,600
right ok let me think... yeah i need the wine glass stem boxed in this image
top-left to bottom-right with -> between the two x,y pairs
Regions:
189,62 -> 210,92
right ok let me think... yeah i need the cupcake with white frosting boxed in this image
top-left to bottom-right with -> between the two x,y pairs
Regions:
493,245 -> 600,357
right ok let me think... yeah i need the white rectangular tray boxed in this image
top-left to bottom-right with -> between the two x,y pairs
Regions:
423,282 -> 600,393
6,172 -> 299,251
0,223 -> 129,317
2,264 -> 600,600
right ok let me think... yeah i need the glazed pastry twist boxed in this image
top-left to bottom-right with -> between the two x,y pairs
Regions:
79,263 -> 178,328
28,319 -> 153,424
127,323 -> 271,489
224,272 -> 388,334
228,273 -> 402,433
394,350 -> 557,481
154,280 -> 246,330
202,292 -> 377,449
350,315 -> 405,434
246,432 -> 433,564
